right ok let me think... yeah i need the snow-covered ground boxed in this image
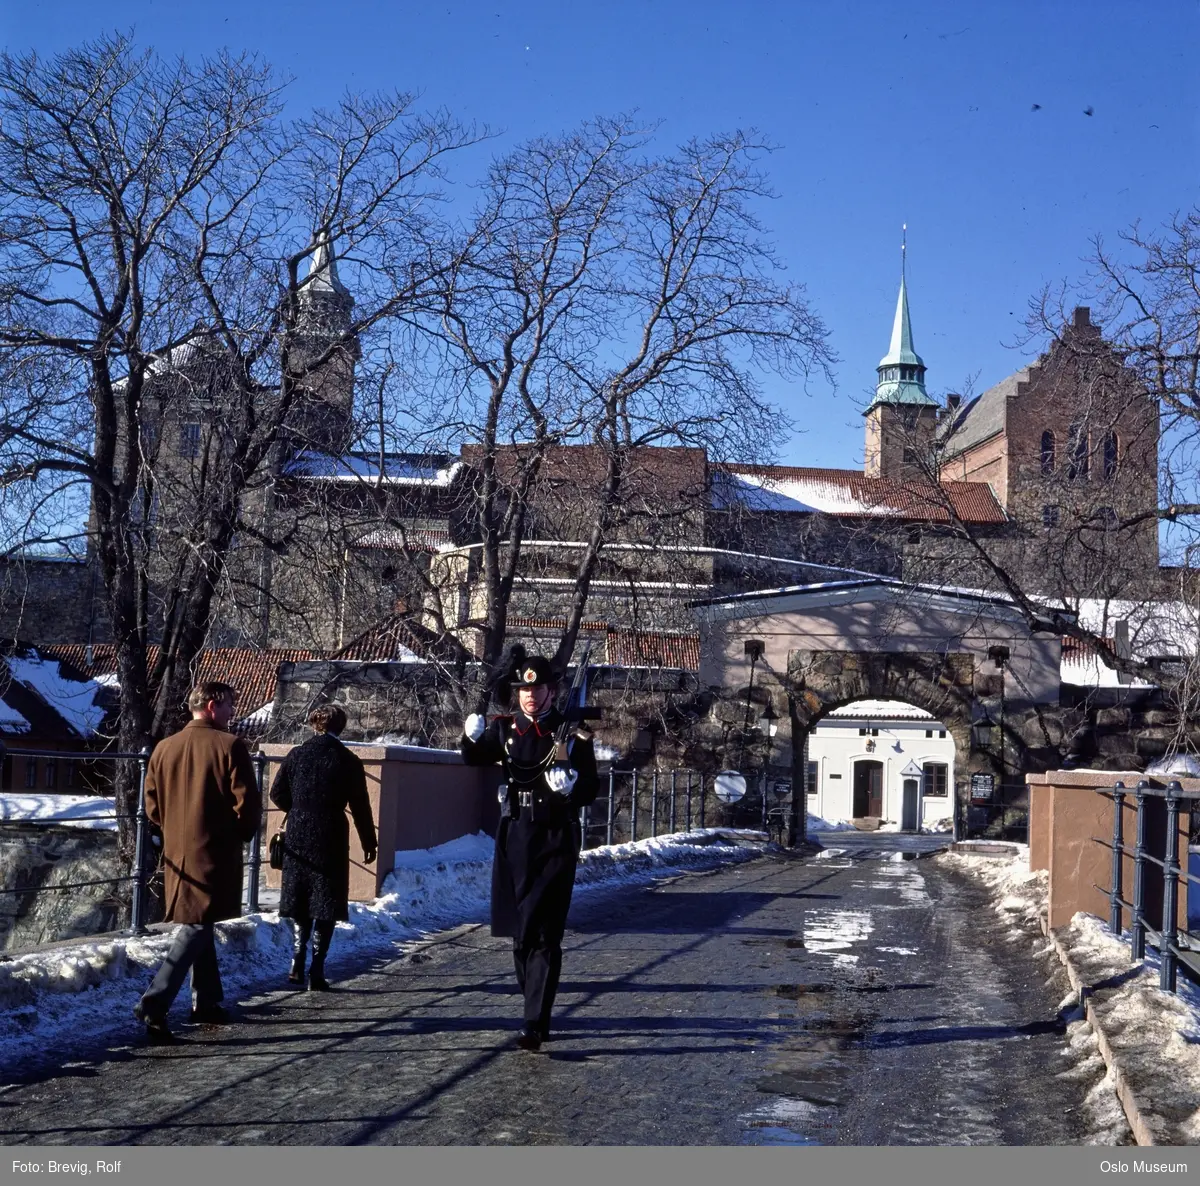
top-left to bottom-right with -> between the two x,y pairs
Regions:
0,793 -> 118,829
939,845 -> 1200,1146
0,827 -> 765,1070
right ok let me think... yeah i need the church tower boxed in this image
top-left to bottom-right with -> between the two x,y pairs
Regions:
287,231 -> 360,455
863,236 -> 939,479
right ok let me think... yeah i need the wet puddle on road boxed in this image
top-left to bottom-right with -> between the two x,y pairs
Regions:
739,863 -> 926,1145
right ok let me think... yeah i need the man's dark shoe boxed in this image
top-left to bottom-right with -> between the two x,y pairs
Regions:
515,1026 -> 543,1051
133,1002 -> 176,1045
189,1004 -> 232,1025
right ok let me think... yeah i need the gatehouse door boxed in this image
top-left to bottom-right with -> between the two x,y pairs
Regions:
853,760 -> 883,818
901,778 -> 920,832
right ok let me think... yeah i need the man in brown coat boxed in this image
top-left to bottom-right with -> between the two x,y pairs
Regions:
133,680 -> 262,1043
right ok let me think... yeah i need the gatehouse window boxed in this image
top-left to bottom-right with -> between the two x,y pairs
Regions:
1103,432 -> 1119,479
44,759 -> 57,789
1040,430 -> 1056,475
179,422 -> 201,459
1042,505 -> 1060,529
25,758 -> 37,788
806,761 -> 818,797
1098,506 -> 1118,531
922,762 -> 948,797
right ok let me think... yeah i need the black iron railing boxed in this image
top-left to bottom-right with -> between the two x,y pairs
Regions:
0,741 -> 274,943
1094,779 -> 1199,994
580,768 -> 788,849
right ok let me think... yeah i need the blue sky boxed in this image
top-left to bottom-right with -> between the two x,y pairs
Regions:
4,1 -> 1196,469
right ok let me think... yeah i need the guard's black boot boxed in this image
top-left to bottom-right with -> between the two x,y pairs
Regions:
516,1025 -> 543,1051
309,920 -> 335,992
288,919 -> 312,985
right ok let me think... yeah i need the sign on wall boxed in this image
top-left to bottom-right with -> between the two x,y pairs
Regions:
970,773 -> 995,801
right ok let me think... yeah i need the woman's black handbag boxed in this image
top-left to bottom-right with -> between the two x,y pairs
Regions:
268,820 -> 287,871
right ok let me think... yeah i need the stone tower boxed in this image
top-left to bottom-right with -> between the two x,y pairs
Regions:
287,232 -> 360,455
863,250 -> 939,479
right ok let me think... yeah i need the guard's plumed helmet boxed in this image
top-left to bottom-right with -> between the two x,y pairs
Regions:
508,654 -> 557,688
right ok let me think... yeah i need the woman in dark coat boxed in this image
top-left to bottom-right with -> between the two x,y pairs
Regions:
269,705 -> 377,990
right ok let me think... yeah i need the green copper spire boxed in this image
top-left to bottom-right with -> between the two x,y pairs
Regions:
867,227 -> 936,412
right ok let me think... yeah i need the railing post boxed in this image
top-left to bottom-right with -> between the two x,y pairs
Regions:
0,739 -> 6,791
606,770 -> 615,846
630,771 -> 639,843
1131,781 -> 1149,962
699,774 -> 706,829
1110,781 -> 1126,935
246,751 -> 266,915
129,746 -> 151,936
761,770 -> 768,831
670,770 -> 677,833
686,771 -> 693,831
651,771 -> 658,839
1161,781 -> 1183,992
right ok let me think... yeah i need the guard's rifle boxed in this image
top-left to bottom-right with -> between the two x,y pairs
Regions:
554,642 -> 601,762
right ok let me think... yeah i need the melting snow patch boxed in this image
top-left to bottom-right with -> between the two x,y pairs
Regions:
803,908 -> 872,965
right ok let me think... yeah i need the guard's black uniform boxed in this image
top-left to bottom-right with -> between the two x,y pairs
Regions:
462,706 -> 598,1038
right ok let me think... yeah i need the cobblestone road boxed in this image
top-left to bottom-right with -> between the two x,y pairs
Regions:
0,843 -> 1124,1145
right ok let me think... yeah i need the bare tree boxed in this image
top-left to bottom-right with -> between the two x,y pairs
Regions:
0,33 -> 475,849
400,118 -> 833,705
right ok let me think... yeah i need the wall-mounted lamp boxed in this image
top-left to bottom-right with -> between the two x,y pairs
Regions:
988,645 -> 1010,671
971,717 -> 995,750
757,700 -> 779,737
744,639 -> 765,661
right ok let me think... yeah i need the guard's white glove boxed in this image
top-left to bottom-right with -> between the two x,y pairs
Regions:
545,765 -> 579,796
464,713 -> 486,742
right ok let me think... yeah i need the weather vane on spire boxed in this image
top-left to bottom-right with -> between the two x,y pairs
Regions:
901,223 -> 907,279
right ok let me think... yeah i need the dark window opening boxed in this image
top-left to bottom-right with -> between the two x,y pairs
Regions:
925,729 -> 933,738
44,759 -> 57,789
806,761 -> 818,797
1098,506 -> 1118,531
1040,430 -> 1056,475
25,758 -> 37,789
1103,432 -> 1119,480
1042,505 -> 1060,529
1067,424 -> 1089,482
65,760 -> 77,789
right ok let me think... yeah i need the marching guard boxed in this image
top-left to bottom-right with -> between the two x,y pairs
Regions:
461,652 -> 598,1050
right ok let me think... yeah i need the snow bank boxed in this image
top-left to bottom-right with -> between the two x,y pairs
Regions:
807,813 -> 857,833
0,827 -> 766,1068
938,844 -> 1200,1146
0,793 -> 119,830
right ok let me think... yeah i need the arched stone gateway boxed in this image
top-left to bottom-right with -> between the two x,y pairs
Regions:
692,579 -> 1070,844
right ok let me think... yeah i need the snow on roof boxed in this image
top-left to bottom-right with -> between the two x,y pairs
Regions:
826,699 -> 936,721
713,466 -> 1006,524
4,655 -> 106,738
0,697 -> 31,734
285,452 -> 461,486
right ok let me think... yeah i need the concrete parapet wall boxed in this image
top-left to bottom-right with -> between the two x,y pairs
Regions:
261,742 -> 502,901
1028,769 -> 1194,930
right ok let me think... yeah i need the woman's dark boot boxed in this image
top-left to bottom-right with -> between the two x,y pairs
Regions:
288,919 -> 312,985
309,920 -> 335,991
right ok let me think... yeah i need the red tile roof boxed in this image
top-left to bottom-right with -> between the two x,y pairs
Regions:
505,618 -> 700,671
43,644 -> 320,717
